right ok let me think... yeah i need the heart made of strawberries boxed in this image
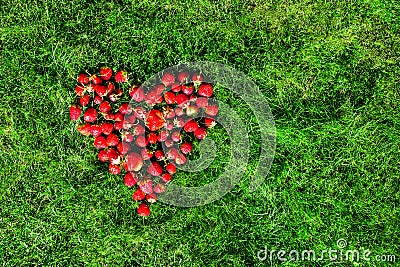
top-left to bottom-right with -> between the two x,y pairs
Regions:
69,67 -> 219,217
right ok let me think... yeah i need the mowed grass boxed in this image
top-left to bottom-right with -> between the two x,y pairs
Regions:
0,0 -> 399,266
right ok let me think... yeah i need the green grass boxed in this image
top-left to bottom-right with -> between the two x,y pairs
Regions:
1,0 -> 399,266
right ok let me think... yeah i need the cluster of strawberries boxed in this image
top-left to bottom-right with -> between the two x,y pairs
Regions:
69,67 -> 218,216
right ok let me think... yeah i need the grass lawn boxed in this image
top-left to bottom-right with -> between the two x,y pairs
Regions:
0,0 -> 399,266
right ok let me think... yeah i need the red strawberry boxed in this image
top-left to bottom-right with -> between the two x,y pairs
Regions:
116,88 -> 123,97
174,108 -> 184,117
117,142 -> 130,155
198,83 -> 213,97
165,163 -> 177,174
105,112 -> 115,121
176,94 -> 189,105
161,72 -> 175,86
186,105 -> 199,117
161,173 -> 171,183
69,105 -> 81,121
204,118 -> 217,128
86,84 -> 94,93
113,112 -> 122,122
90,124 -> 103,137
171,83 -> 182,93
137,203 -> 150,216
106,82 -> 115,95
141,148 -> 153,160
77,73 -> 89,85
94,84 -> 107,97
124,152 -> 143,172
115,70 -> 128,82
124,172 -> 138,187
119,103 -> 132,114
135,135 -> 148,148
99,101 -> 111,113
194,127 -> 207,139
100,66 -> 113,81
122,132 -> 134,142
164,139 -> 173,147
164,91 -> 176,105
113,121 -> 123,131
132,188 -> 146,201
171,131 -> 181,142
109,94 -> 118,102
146,193 -> 157,203
75,85 -> 86,96
98,149 -> 109,162
148,162 -> 163,176
77,123 -> 91,136
164,108 -> 175,119
107,148 -> 120,165
94,136 -> 107,149
184,120 -> 199,132
182,85 -> 194,95
109,164 -> 121,175
129,86 -> 145,102
166,148 -> 179,160
147,132 -> 158,144
157,130 -> 169,142
153,183 -> 165,194
177,71 -> 189,83
189,94 -> 197,101
165,122 -> 174,131
79,94 -> 90,107
205,105 -> 218,116
93,95 -> 102,104
133,106 -> 146,120
191,72 -> 204,84
106,133 -> 119,147
146,110 -> 165,131
101,123 -> 114,135
180,142 -> 193,154
175,153 -> 187,165
133,124 -> 145,136
90,74 -> 103,85
138,177 -> 153,194
195,97 -> 208,108
154,150 -> 165,161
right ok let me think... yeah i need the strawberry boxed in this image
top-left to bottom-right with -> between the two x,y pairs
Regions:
191,72 -> 203,85
205,105 -> 218,116
129,86 -> 145,102
116,88 -> 123,97
136,135 -> 148,148
161,173 -> 171,183
146,193 -> 157,203
99,101 -> 111,114
107,148 -> 120,165
157,130 -> 169,142
132,188 -> 146,201
124,172 -> 138,187
163,91 -> 176,105
69,105 -> 81,121
94,136 -> 107,149
115,70 -> 128,83
171,83 -> 182,93
146,110 -> 165,131
165,122 -> 174,130
171,131 -> 181,142
137,203 -> 150,216
77,73 -> 89,85
147,132 -> 158,144
186,105 -> 199,117
198,83 -> 213,97
204,118 -> 217,128
86,84 -> 94,93
114,112 -> 123,122
75,85 -> 86,96
87,108 -> 103,125
118,103 -> 132,115
90,74 -> 103,85
195,97 -> 208,108
93,95 -> 102,104
177,71 -> 189,83
109,94 -> 118,102
133,124 -> 145,136
194,127 -> 207,139
161,72 -> 175,86
189,93 -> 197,101
176,94 -> 189,105
166,148 -> 179,160
164,107 -> 175,119
94,84 -> 107,97
141,148 -> 153,160
100,66 -> 113,81
98,149 -> 109,162
106,82 -> 115,95
154,150 -> 165,161
165,163 -> 176,174
164,139 -> 173,147
106,133 -> 119,147
113,121 -> 123,131
148,162 -> 163,176
182,85 -> 194,95
134,106 -> 146,120
117,142 -> 130,155
79,94 -> 90,107
183,120 -> 199,132
153,183 -> 165,194
109,164 -> 121,175
180,142 -> 193,154
122,131 -> 134,142
90,124 -> 103,137
175,153 -> 187,165
105,112 -> 115,121
138,177 -> 153,194
174,107 -> 184,117
77,123 -> 91,136
124,152 -> 143,172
